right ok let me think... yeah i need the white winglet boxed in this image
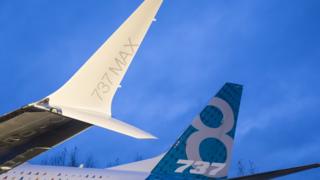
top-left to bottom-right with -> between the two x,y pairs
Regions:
37,0 -> 163,139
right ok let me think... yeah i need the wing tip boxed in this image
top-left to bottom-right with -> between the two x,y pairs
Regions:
136,133 -> 158,140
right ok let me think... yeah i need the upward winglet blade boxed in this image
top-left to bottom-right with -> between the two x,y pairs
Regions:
34,0 -> 163,139
48,0 -> 163,116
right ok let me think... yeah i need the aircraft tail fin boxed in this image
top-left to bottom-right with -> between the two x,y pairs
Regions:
147,83 -> 243,179
33,0 -> 163,139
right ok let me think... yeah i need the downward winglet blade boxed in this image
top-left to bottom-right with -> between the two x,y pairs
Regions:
57,105 -> 157,139
35,0 -> 163,139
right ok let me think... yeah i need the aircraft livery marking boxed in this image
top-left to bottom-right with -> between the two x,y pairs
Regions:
174,160 -> 225,176
185,97 -> 234,177
91,38 -> 139,101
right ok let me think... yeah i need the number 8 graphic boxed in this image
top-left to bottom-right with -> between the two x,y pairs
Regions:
186,97 -> 235,177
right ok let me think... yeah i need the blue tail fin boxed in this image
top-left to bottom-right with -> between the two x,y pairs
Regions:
147,83 -> 243,180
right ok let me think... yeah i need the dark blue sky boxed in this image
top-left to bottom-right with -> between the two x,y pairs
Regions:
0,0 -> 320,179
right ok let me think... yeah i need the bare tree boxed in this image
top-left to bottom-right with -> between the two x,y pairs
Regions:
237,160 -> 246,176
134,153 -> 143,161
85,155 -> 96,168
106,158 -> 121,168
248,160 -> 257,175
40,148 -> 67,166
40,146 -> 97,168
69,147 -> 79,167
114,158 -> 120,166
237,159 -> 258,176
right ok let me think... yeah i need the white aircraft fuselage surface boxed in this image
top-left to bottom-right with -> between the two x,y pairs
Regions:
1,164 -> 152,180
1,154 -> 165,179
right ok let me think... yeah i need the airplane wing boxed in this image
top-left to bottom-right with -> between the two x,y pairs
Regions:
228,163 -> 320,180
0,106 -> 91,174
0,0 -> 163,174
43,0 -> 163,138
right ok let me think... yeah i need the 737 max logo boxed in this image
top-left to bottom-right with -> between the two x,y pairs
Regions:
175,159 -> 225,176
91,38 -> 139,101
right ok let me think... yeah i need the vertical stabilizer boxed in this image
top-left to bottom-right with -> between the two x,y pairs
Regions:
147,83 -> 243,179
